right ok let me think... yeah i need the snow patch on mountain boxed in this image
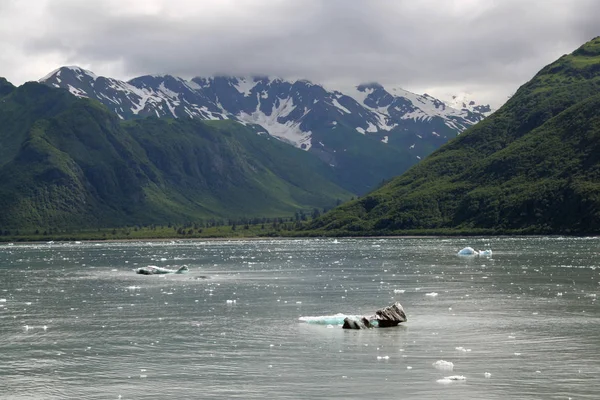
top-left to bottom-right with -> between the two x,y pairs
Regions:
443,92 -> 493,116
233,77 -> 259,96
238,97 -> 312,150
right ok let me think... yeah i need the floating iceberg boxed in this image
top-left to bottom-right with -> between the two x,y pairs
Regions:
135,265 -> 189,275
457,247 -> 492,257
437,375 -> 466,384
433,360 -> 454,371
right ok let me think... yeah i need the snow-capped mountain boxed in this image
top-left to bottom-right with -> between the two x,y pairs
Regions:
443,92 -> 493,116
40,66 -> 491,153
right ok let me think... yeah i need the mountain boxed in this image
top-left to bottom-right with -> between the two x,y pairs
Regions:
40,67 -> 491,193
307,37 -> 600,235
0,80 -> 351,230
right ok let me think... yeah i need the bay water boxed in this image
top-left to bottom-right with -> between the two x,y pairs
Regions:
1,237 -> 599,399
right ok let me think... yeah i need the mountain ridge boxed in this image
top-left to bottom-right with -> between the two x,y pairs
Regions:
39,67 -> 492,149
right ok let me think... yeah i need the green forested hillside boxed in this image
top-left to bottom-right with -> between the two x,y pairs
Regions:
0,82 -> 351,230
308,37 -> 600,235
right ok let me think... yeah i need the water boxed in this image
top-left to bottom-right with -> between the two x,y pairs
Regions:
1,237 -> 599,399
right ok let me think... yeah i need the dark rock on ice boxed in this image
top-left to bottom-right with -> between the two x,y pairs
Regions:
342,302 -> 407,329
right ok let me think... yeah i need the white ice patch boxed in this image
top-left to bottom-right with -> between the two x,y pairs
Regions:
381,136 -> 388,144
433,360 -> 454,371
356,127 -> 366,134
366,122 -> 378,133
426,292 -> 438,297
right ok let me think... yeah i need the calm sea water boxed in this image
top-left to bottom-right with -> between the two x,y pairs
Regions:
1,237 -> 599,399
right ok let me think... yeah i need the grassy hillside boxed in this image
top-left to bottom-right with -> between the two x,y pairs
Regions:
307,37 -> 600,235
0,83 -> 351,230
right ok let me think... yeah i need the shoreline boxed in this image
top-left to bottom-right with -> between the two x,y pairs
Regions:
1,233 -> 593,245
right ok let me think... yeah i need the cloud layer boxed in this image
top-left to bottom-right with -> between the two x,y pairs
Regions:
1,0 -> 598,106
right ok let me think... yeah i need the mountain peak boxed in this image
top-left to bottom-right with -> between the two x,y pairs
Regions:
39,66 -> 98,83
357,82 -> 384,91
0,77 -> 15,97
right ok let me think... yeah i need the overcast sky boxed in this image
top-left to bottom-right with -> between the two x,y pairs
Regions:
1,0 -> 598,107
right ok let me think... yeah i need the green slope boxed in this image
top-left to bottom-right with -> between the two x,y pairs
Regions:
0,83 -> 351,229
308,37 -> 600,235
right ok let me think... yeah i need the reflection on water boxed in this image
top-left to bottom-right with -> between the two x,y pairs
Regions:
0,237 -> 599,399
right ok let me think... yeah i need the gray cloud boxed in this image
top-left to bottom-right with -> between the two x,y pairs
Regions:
1,0 -> 599,106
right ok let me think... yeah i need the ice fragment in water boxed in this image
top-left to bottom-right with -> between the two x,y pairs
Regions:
457,247 -> 476,256
394,289 -> 405,294
377,356 -> 390,360
426,292 -> 438,297
484,372 -> 492,378
457,247 -> 493,257
433,360 -> 454,371
437,375 -> 466,384
299,314 -> 357,325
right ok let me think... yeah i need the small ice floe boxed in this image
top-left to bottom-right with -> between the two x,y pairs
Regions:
426,292 -> 438,297
394,289 -> 405,294
0,299 -> 6,302
126,286 -> 141,290
484,372 -> 492,378
406,366 -> 412,370
377,356 -> 390,360
437,375 -> 466,384
226,300 -> 236,304
457,247 -> 476,256
455,346 -> 471,352
433,360 -> 454,371
457,247 -> 493,257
